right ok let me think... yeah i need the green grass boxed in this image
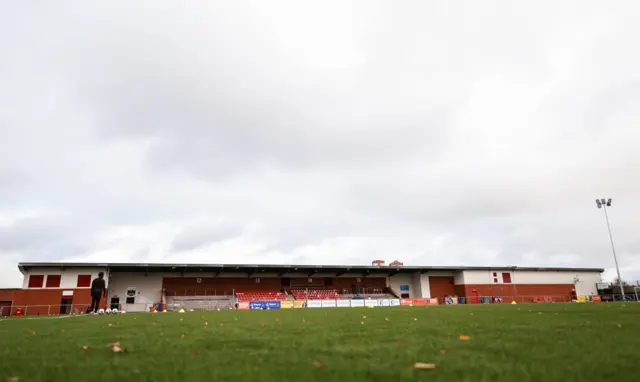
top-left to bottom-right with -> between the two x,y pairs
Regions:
1,303 -> 638,382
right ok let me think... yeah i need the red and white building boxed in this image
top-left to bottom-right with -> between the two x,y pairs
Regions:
0,262 -> 603,315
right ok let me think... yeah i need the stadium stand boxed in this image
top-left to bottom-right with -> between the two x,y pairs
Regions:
290,289 -> 341,300
235,291 -> 287,302
339,293 -> 396,300
166,295 -> 234,311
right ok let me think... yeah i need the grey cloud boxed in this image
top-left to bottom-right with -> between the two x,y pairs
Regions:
1,1 -> 640,287
171,222 -> 243,252
0,217 -> 96,259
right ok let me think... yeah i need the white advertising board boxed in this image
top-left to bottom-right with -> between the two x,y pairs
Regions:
321,300 -> 337,308
336,300 -> 351,308
350,299 -> 365,307
390,299 -> 401,306
378,299 -> 390,306
307,300 -> 323,308
364,299 -> 378,307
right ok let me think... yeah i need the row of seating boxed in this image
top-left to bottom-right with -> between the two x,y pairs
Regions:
290,289 -> 340,300
233,289 -> 392,302
235,291 -> 288,302
165,295 -> 234,311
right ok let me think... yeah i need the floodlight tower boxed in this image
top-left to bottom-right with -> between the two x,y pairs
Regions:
595,198 -> 625,299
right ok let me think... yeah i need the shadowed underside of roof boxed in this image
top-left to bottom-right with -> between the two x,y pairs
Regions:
17,262 -> 605,275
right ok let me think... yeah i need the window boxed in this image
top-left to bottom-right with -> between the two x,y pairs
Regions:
493,277 -> 498,283
28,275 -> 44,288
77,275 -> 91,287
492,272 -> 497,277
502,273 -> 512,284
45,275 -> 61,288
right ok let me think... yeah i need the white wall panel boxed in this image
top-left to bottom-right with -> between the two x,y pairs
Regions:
388,274 -> 415,297
108,272 -> 163,312
461,270 -> 494,284
511,271 -> 599,285
453,271 -> 465,285
462,269 -> 602,294
22,267 -> 108,289
418,274 -> 430,298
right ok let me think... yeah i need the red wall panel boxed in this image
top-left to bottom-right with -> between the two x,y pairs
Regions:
162,277 -> 389,295
45,275 -> 61,288
28,275 -> 44,288
77,275 -> 92,287
462,284 -> 574,302
428,277 -> 456,301
0,288 -> 106,315
163,277 -> 281,295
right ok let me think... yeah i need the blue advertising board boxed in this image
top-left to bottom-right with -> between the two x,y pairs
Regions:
249,301 -> 281,310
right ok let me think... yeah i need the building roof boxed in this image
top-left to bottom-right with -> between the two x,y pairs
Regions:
17,262 -> 605,275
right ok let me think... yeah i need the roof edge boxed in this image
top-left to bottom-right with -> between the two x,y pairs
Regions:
16,262 -> 605,273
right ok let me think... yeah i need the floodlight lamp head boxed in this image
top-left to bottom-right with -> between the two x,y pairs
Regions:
595,199 -> 602,208
600,198 -> 606,205
607,198 -> 612,207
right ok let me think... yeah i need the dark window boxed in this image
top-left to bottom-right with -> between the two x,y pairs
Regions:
28,275 -> 44,288
493,277 -> 498,283
502,273 -> 512,284
492,272 -> 497,277
46,275 -> 61,288
126,297 -> 135,304
77,275 -> 91,287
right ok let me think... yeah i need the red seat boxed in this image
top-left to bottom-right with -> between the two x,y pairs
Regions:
235,290 -> 287,302
290,289 -> 340,300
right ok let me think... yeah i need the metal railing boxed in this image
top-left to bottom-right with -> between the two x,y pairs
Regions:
2,294 -> 635,316
0,303 -> 155,317
336,287 -> 387,297
435,294 -> 638,304
164,288 -> 234,297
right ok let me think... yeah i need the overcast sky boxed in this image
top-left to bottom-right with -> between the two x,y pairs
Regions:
1,1 -> 639,288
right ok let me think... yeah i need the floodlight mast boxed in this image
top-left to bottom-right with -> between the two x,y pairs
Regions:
595,198 -> 625,299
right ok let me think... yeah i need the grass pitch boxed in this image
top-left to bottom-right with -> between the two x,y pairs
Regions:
1,303 -> 638,382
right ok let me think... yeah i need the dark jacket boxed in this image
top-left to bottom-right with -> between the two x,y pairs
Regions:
91,277 -> 106,296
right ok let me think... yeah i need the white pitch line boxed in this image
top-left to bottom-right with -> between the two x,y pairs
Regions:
0,314 -> 95,322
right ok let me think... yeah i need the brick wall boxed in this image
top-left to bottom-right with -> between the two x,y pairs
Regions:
0,288 -> 107,315
428,277 -> 457,301
462,284 -> 574,302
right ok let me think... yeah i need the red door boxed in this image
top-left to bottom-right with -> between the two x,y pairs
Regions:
471,291 -> 479,304
0,301 -> 11,316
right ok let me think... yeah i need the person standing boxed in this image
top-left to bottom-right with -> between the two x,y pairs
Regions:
90,272 -> 107,313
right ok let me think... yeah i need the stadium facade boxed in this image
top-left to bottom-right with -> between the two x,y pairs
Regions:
0,262 -> 603,315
